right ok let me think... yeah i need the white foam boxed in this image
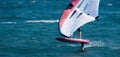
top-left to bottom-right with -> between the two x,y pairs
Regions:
25,20 -> 59,23
84,41 -> 105,48
0,22 -> 16,24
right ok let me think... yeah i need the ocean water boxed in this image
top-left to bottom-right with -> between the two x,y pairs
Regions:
0,0 -> 120,57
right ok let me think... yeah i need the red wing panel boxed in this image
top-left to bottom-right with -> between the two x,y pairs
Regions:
60,0 -> 80,28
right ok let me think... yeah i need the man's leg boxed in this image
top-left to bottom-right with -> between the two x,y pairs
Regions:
78,28 -> 82,39
81,43 -> 84,52
78,28 -> 84,52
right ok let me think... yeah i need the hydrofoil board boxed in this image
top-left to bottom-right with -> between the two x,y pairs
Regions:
56,37 -> 90,44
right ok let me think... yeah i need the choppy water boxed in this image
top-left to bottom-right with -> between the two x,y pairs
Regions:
0,0 -> 120,57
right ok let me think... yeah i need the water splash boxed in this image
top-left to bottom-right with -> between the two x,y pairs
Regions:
66,41 -> 105,48
85,41 -> 105,48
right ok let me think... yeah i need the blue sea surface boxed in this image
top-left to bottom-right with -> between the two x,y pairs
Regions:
0,0 -> 120,57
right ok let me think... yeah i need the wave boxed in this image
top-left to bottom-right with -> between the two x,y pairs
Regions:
67,44 -> 81,47
0,20 -> 59,24
0,22 -> 16,24
25,20 -> 59,23
107,3 -> 113,6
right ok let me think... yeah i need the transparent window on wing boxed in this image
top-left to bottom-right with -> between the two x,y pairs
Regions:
66,3 -> 73,9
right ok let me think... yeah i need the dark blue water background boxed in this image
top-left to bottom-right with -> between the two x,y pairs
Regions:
0,0 -> 120,57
